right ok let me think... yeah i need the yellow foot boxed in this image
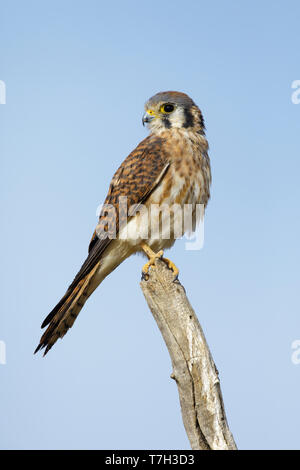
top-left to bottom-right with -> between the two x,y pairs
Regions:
141,249 -> 164,280
140,243 -> 179,281
160,257 -> 179,280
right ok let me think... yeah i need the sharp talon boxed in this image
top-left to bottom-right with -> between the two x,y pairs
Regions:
141,271 -> 149,281
161,257 -> 179,280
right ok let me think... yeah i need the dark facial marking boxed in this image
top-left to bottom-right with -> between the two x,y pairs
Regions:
183,107 -> 194,128
163,118 -> 171,129
197,111 -> 205,130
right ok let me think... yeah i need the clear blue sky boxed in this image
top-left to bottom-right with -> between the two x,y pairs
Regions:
1,0 -> 300,450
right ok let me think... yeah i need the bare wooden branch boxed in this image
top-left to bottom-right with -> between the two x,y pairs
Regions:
140,259 -> 237,450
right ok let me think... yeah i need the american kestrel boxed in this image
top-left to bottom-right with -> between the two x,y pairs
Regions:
35,91 -> 211,355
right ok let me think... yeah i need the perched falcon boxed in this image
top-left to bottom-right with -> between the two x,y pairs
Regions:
35,91 -> 211,355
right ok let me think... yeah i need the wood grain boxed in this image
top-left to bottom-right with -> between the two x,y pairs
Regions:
140,259 -> 237,450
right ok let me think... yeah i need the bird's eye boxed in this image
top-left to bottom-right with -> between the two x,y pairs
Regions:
160,103 -> 174,114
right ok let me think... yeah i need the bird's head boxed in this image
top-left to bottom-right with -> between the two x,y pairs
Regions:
142,91 -> 205,134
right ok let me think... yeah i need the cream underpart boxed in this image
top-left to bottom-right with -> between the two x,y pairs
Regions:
94,128 -> 210,281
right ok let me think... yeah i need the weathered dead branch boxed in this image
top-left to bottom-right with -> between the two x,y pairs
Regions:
140,259 -> 237,450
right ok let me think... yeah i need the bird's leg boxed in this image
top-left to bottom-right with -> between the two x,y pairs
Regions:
141,243 -> 164,280
140,243 -> 179,281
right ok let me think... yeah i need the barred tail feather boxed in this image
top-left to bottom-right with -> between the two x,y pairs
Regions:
35,263 -> 100,356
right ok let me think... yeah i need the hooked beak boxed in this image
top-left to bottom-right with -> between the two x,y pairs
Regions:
142,112 -> 155,126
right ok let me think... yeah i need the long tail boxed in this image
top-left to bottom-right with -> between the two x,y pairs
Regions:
34,263 -> 100,356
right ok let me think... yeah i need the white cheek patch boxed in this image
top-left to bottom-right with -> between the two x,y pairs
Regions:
169,107 -> 185,128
